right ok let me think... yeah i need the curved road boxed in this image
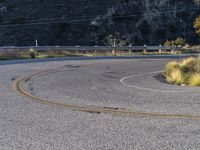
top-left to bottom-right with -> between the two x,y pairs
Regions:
1,55 -> 200,149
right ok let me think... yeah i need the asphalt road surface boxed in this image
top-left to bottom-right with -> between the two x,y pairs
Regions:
1,55 -> 200,150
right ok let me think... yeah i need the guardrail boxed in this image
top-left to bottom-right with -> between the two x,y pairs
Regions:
0,46 -> 181,52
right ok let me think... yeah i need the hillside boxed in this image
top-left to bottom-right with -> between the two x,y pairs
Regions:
0,0 -> 200,46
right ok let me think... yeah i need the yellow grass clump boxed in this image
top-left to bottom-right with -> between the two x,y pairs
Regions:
165,61 -> 179,72
179,57 -> 195,67
164,57 -> 200,86
188,74 -> 200,86
165,68 -> 184,85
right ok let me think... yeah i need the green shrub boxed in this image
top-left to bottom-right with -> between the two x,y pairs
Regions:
29,49 -> 36,59
174,37 -> 186,46
164,37 -> 186,47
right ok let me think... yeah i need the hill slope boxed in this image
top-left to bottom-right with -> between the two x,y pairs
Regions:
0,0 -> 200,46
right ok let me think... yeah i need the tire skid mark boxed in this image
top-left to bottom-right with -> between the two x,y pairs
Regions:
12,60 -> 200,120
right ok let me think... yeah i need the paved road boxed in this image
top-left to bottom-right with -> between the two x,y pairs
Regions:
0,55 -> 200,150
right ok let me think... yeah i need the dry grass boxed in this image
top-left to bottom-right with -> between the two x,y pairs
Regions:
0,49 -> 181,60
165,68 -> 184,85
188,74 -> 200,86
179,57 -> 195,67
165,61 -> 179,72
164,56 -> 200,86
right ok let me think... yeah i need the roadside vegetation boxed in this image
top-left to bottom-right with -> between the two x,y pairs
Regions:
0,50 -> 82,60
164,57 -> 200,86
164,37 -> 186,47
0,49 -> 181,60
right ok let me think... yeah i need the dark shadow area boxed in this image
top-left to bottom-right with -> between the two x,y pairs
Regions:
153,73 -> 169,84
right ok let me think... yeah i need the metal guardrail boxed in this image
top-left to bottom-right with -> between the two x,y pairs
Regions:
0,46 -> 181,52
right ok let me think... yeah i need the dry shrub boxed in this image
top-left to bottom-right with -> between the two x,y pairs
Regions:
164,56 -> 200,86
165,68 -> 184,85
188,74 -> 200,86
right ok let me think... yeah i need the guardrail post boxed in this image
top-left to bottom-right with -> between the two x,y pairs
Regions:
94,50 -> 97,56
112,49 -> 115,55
128,45 -> 131,54
143,45 -> 147,54
159,45 -> 162,53
35,40 -> 38,47
171,45 -> 175,53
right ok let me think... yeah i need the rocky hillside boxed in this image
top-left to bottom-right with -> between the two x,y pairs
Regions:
0,0 -> 199,46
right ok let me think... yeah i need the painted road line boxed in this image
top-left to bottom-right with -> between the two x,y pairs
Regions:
120,71 -> 200,93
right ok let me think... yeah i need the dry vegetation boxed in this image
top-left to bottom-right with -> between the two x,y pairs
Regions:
164,57 -> 200,86
0,49 -> 179,60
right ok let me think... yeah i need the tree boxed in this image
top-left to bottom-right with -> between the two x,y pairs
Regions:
164,37 -> 185,46
104,32 -> 131,46
194,15 -> 200,35
174,37 -> 186,46
164,40 -> 172,47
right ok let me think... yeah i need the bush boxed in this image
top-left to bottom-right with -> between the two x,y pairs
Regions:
180,57 -> 196,73
165,61 -> 180,72
188,74 -> 200,86
174,37 -> 186,46
164,37 -> 186,47
29,49 -> 36,59
194,15 -> 200,35
164,57 -> 200,86
165,68 -> 184,85
179,57 -> 195,67
194,56 -> 200,72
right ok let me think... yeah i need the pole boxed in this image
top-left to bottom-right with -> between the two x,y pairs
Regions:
159,44 -> 162,53
35,40 -> 38,47
143,45 -> 147,54
112,39 -> 117,55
